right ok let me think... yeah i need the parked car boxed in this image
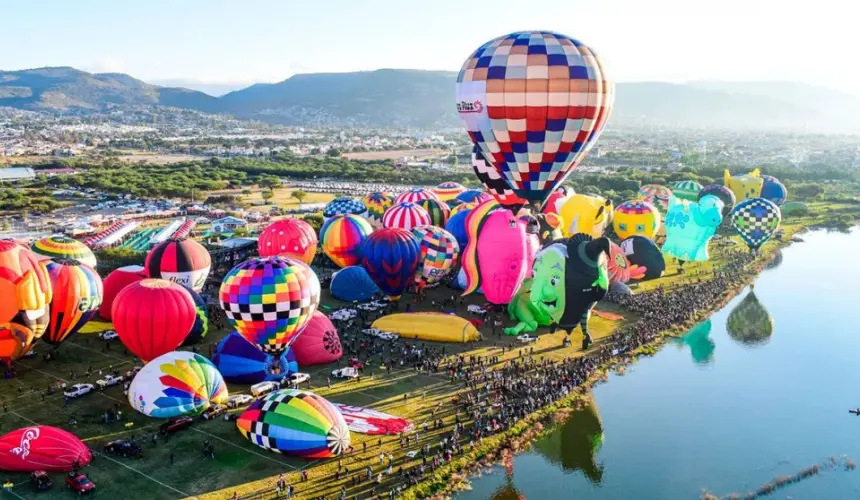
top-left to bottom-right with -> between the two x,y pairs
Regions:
226,394 -> 254,409
332,367 -> 359,379
517,334 -> 538,344
63,383 -> 94,398
284,372 -> 310,386
250,380 -> 280,397
103,439 -> 143,459
95,374 -> 124,389
98,330 -> 119,341
159,416 -> 193,435
30,470 -> 52,490
201,404 -> 227,420
65,472 -> 95,495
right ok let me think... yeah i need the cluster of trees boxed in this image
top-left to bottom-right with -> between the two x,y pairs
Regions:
0,187 -> 65,213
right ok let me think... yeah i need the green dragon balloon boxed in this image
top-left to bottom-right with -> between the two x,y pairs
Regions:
506,234 -> 610,336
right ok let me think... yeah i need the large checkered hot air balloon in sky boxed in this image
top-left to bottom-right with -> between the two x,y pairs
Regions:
456,31 -> 614,210
220,257 -> 321,355
731,198 -> 781,251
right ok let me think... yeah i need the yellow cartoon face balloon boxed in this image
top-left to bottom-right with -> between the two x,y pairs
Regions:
724,168 -> 763,202
612,200 -> 661,240
559,194 -> 613,238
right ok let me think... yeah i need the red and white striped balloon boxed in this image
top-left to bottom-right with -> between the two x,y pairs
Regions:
382,202 -> 432,231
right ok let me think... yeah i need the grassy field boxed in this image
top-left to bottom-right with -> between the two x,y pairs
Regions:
0,206 -> 841,499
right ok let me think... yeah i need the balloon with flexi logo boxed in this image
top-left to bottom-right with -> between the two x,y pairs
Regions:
0,240 -> 52,363
43,259 -> 103,346
731,198 -> 781,251
461,200 -> 528,305
358,228 -> 420,300
0,426 -> 92,472
145,238 -> 211,292
411,226 -> 460,286
662,195 -> 724,262
456,31 -> 614,209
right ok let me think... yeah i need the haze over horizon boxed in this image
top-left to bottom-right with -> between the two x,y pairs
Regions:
3,0 -> 858,97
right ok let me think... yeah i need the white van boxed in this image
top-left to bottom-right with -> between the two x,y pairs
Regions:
250,380 -> 280,397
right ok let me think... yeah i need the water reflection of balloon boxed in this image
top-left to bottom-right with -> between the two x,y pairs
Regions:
726,290 -> 774,347
675,319 -> 715,365
532,397 -> 604,484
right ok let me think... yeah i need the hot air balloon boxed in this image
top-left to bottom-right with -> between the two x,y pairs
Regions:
128,351 -> 228,418
0,426 -> 92,472
612,201 -> 661,240
470,145 -> 528,212
382,202 -> 431,231
212,332 -> 299,384
530,235 -> 610,336
731,198 -> 781,251
257,218 -> 318,264
181,285 -> 208,346
393,188 -> 438,205
456,31 -> 614,208
637,184 -> 672,212
237,389 -> 351,458
290,311 -> 342,366
698,184 -> 736,217
607,241 -> 646,284
358,228 -> 420,300
412,226 -> 460,286
444,208 -> 472,250
220,257 -> 321,354
543,187 -> 574,215
724,168 -> 764,202
620,236 -> 665,280
461,200 -> 528,305
433,182 -> 466,202
532,399 -> 604,485
449,201 -> 476,219
31,235 -> 97,269
0,240 -> 52,363
663,195 -> 724,262
416,197 -> 450,226
672,180 -> 703,202
320,214 -> 373,268
329,266 -> 381,303
113,279 -> 196,361
43,259 -> 103,346
145,238 -> 211,292
456,189 -> 490,205
99,265 -> 147,320
760,175 -> 787,206
559,194 -> 613,238
521,213 -> 564,245
362,192 -> 394,229
726,290 -> 773,347
323,197 -> 367,222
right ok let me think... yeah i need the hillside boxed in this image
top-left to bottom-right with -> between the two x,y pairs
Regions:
2,66 -> 859,132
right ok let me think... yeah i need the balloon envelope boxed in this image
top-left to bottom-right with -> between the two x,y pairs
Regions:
237,389 -> 351,458
412,226 -> 459,286
416,197 -> 450,227
731,198 -> 781,250
662,195 -> 724,262
433,182 -> 465,202
444,208 -> 472,250
320,214 -> 373,268
0,240 -> 52,362
672,180 -> 703,202
112,279 -> 197,361
145,238 -> 211,292
362,192 -> 394,229
212,331 -> 298,384
257,218 -> 318,264
612,200 -> 660,240
382,202 -> 431,231
44,259 -> 103,346
393,188 -> 438,205
620,236 -> 665,280
290,311 -> 343,366
456,31 -> 613,206
637,184 -> 671,213
330,266 -> 381,303
461,201 -> 527,304
220,257 -> 321,354
359,228 -> 420,300
0,426 -> 92,472
760,175 -> 787,206
128,351 -> 228,418
323,197 -> 367,221
181,285 -> 209,346
699,184 -> 736,217
99,265 -> 147,320
559,194 -> 613,238
31,236 -> 96,269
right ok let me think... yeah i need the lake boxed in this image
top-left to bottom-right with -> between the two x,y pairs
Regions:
458,229 -> 860,500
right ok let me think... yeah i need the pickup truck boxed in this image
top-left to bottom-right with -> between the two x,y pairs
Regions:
63,383 -> 95,398
95,374 -> 124,389
331,367 -> 360,379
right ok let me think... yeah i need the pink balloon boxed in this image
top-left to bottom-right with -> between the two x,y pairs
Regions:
290,311 -> 342,366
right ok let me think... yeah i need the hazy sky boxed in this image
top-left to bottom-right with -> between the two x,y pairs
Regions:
3,0 -> 858,94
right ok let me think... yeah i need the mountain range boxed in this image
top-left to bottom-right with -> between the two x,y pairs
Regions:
2,66 -> 859,132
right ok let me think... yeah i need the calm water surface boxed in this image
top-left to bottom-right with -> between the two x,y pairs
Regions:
459,229 -> 860,500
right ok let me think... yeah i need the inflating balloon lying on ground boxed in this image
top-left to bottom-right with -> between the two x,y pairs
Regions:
372,313 -> 480,343
329,266 -> 380,303
661,195 -> 724,262
0,426 -> 92,472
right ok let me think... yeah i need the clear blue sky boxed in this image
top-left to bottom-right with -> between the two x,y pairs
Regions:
2,0 -> 857,93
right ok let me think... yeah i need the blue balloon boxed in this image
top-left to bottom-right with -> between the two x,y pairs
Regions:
358,228 -> 420,299
455,267 -> 483,294
456,190 -> 485,204
662,195 -> 724,262
330,266 -> 381,302
759,175 -> 787,206
444,209 -> 472,249
212,331 -> 298,384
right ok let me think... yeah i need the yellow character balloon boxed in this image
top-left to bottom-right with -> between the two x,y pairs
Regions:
559,194 -> 613,238
724,168 -> 763,202
612,200 -> 661,240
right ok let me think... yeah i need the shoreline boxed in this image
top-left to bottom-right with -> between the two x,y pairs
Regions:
399,222 -> 827,500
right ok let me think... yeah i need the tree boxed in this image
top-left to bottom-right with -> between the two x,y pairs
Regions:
261,189 -> 274,203
326,148 -> 342,157
291,189 -> 308,206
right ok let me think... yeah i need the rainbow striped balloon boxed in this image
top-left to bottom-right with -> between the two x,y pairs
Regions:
44,259 -> 103,346
31,236 -> 96,269
237,389 -> 350,458
433,182 -> 466,202
128,351 -> 228,418
637,184 -> 672,212
382,202 -> 431,231
412,226 -> 460,286
416,197 -> 451,227
320,214 -> 373,268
